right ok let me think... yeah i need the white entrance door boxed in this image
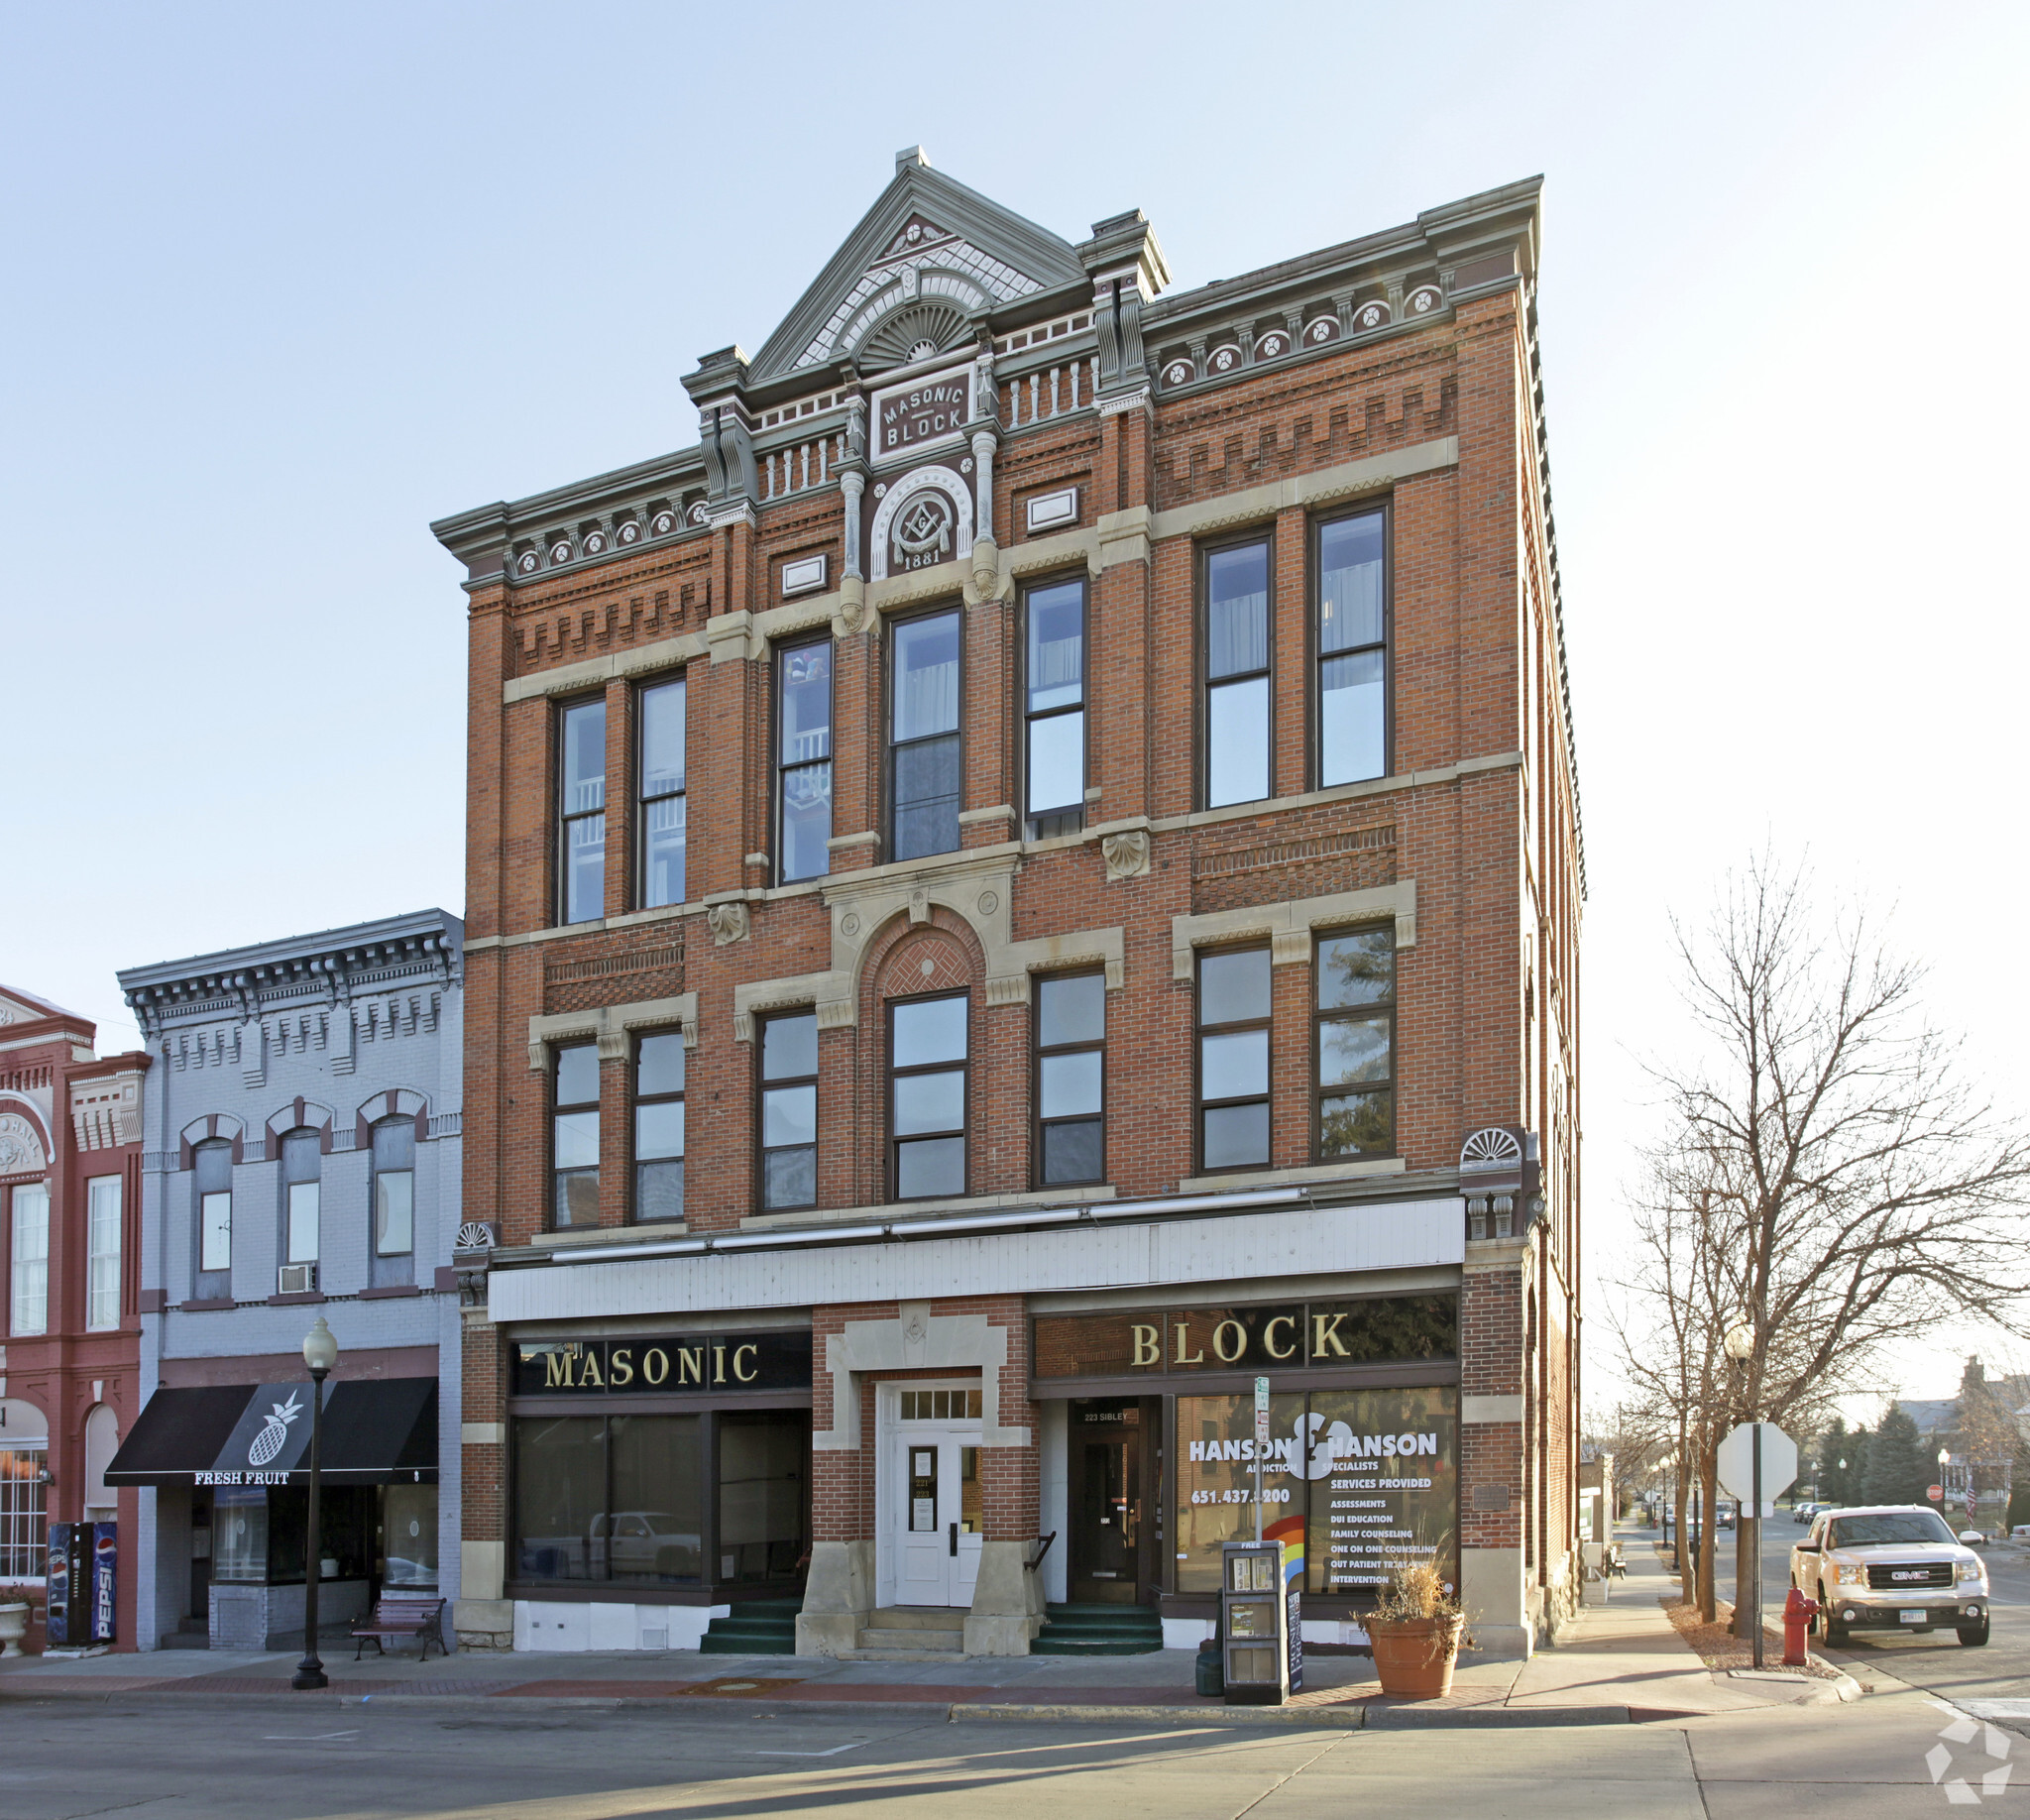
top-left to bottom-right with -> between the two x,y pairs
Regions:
882,1387 -> 983,1608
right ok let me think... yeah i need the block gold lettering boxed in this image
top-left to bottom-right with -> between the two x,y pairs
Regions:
1264,1315 -> 1297,1360
1174,1322 -> 1204,1366
1131,1323 -> 1160,1367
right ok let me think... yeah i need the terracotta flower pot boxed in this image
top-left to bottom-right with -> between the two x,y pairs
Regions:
1367,1613 -> 1463,1699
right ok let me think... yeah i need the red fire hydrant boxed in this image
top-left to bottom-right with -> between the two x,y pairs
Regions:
1783,1586 -> 1818,1666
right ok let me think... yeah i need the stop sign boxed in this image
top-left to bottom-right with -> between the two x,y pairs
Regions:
1927,1484 -> 1944,1502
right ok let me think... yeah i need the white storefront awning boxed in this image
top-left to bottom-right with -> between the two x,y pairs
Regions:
489,1195 -> 1465,1326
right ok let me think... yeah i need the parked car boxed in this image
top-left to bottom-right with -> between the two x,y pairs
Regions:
1716,1501 -> 1738,1531
1790,1505 -> 1989,1647
1793,1501 -> 1826,1526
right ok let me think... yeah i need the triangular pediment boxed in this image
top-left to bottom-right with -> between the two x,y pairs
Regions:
0,983 -> 78,1027
747,155 -> 1086,387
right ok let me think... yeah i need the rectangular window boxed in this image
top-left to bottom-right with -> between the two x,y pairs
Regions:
9,1184 -> 50,1335
513,1413 -> 704,1585
890,993 -> 967,1199
281,1130 -> 320,1266
1197,947 -> 1272,1172
633,1031 -> 685,1223
758,1011 -> 819,1211
637,676 -> 687,908
194,1142 -> 232,1287
372,1118 -> 416,1260
1315,927 -> 1396,1158
1203,539 -> 1271,808
719,1410 -> 812,1584
776,638 -> 833,882
1023,577 -> 1086,837
1315,509 -> 1387,786
86,1175 -> 122,1330
552,1043 -> 601,1228
890,608 -> 961,861
559,697 -> 608,924
1034,971 -> 1104,1186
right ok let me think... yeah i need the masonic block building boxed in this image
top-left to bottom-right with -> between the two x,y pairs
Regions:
433,150 -> 1584,1659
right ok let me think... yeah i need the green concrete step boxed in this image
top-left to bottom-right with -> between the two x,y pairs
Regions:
699,1602 -> 801,1655
1032,1601 -> 1164,1654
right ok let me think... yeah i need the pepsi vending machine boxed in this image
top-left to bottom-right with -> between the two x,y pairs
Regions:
44,1523 -> 116,1646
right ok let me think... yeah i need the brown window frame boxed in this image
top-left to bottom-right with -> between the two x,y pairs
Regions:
1019,571 -> 1088,840
885,601 -> 965,864
550,1040 -> 602,1230
1308,501 -> 1393,791
1311,926 -> 1398,1162
633,672 -> 687,911
1196,529 -> 1276,812
886,989 -> 970,1202
755,1008 -> 820,1213
555,694 -> 609,927
630,1028 -> 686,1225
1193,942 -> 1273,1176
1031,968 -> 1106,1189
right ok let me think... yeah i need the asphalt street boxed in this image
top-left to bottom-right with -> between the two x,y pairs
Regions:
0,1682 -> 2007,1819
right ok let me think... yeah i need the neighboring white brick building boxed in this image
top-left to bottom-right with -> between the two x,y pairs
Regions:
110,911 -> 464,1651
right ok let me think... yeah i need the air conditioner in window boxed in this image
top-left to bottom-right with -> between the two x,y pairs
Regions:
279,1262 -> 317,1295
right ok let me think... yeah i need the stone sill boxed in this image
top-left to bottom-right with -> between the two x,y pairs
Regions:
1177,1160 -> 1407,1194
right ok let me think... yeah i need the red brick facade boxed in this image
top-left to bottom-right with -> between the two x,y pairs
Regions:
442,157 -> 1582,1655
0,986 -> 149,1650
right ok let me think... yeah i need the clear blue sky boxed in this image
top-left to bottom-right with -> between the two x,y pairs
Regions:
3,2 -> 2024,1399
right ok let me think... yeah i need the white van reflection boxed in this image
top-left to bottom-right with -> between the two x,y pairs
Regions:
519,1512 -> 701,1581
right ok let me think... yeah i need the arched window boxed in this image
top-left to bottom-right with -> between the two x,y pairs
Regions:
370,1115 -> 415,1287
280,1129 -> 321,1286
192,1140 -> 233,1299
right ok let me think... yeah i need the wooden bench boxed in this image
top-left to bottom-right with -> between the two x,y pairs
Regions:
352,1594 -> 446,1661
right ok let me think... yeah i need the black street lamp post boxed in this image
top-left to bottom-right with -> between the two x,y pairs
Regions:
292,1317 -> 339,1691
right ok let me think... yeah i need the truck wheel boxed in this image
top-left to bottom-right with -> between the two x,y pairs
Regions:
1820,1587 -> 1848,1646
1958,1617 -> 1991,1647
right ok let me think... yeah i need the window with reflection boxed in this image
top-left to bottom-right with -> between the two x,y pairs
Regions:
281,1130 -> 320,1270
719,1410 -> 810,1584
1315,927 -> 1396,1157
890,993 -> 967,1199
1316,510 -> 1387,785
192,1140 -> 232,1297
559,698 -> 608,924
1024,578 -> 1085,837
1035,970 -> 1104,1186
776,639 -> 833,882
759,1011 -> 819,1211
1197,948 -> 1272,1171
9,1183 -> 50,1335
637,676 -> 687,908
371,1115 -> 415,1285
633,1031 -> 685,1223
552,1043 -> 601,1228
1203,540 -> 1271,808
890,609 -> 961,860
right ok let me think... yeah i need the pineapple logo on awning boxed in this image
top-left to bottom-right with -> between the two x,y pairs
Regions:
248,1392 -> 304,1467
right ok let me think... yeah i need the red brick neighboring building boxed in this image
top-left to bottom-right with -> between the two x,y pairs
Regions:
434,152 -> 1583,1659
0,984 -> 149,1649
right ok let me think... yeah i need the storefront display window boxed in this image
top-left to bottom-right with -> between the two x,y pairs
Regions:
1174,1386 -> 1458,1598
382,1483 -> 439,1588
514,1413 -> 705,1585
211,1487 -> 268,1584
718,1411 -> 810,1583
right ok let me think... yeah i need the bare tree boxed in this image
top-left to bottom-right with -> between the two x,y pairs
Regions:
1664,854 -> 2030,1435
1610,853 -> 2030,1623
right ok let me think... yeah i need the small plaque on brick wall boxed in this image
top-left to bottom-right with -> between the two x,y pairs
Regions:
1025,486 -> 1079,534
781,553 -> 828,597
1472,1483 -> 1511,1513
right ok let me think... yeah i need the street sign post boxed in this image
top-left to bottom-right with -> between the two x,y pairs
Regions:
1253,1377 -> 1270,1543
1715,1422 -> 1798,1669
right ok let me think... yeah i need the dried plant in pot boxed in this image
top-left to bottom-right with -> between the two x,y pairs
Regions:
1365,1561 -> 1467,1699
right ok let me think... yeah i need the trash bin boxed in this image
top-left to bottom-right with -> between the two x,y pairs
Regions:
1195,1638 -> 1224,1698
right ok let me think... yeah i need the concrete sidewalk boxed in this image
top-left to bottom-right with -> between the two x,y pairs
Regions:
0,1529 -> 1850,1727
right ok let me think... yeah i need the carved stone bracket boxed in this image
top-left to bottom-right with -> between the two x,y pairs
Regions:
707,900 -> 751,947
1100,828 -> 1151,881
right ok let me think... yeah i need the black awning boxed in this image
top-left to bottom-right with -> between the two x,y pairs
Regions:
106,1379 -> 438,1488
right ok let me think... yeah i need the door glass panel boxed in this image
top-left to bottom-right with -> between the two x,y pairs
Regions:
719,1411 -> 808,1584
